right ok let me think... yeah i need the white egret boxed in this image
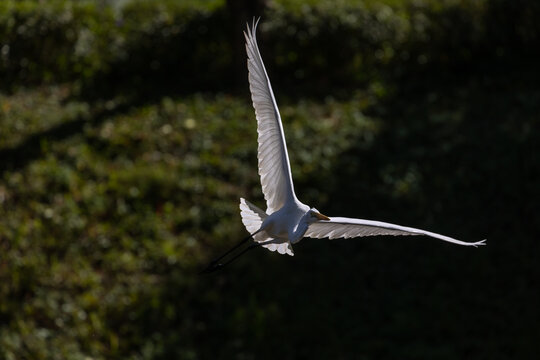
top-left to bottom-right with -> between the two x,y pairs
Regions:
201,19 -> 485,273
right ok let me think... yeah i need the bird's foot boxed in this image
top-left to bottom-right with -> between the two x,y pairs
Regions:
199,262 -> 224,275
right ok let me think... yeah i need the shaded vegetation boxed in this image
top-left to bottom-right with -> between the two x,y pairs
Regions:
1,0 -> 538,359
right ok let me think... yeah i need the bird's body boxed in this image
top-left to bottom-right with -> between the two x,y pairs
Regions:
202,19 -> 485,272
262,200 -> 310,241
239,197 -> 311,256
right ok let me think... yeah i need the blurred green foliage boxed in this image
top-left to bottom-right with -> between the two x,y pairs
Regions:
1,0 -> 538,98
1,0 -> 539,359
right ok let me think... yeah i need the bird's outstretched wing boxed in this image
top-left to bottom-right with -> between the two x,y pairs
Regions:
305,217 -> 486,247
245,19 -> 296,214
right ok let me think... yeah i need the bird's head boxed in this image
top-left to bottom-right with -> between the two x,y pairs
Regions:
307,208 -> 330,223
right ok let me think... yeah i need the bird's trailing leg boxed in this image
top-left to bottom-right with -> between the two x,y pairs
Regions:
202,242 -> 262,274
199,229 -> 263,274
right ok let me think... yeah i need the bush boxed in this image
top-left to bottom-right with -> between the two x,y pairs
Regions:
1,1 -> 539,359
1,0 -> 539,99
0,1 -> 116,90
0,0 -> 229,98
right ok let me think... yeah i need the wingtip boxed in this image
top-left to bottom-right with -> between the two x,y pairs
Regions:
245,17 -> 262,44
472,239 -> 487,247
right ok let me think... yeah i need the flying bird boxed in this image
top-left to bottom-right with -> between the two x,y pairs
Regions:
201,19 -> 485,273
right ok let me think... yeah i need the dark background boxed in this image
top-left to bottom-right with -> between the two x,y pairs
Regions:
0,0 -> 538,359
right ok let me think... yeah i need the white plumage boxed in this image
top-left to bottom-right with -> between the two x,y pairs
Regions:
240,19 -> 485,256
244,21 -> 296,215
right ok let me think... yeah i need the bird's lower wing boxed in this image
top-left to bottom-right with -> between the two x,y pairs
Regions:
305,217 -> 486,247
239,198 -> 294,256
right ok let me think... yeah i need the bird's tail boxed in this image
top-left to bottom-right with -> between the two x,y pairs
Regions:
239,198 -> 294,256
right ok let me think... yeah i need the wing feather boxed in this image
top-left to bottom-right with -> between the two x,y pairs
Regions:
305,217 -> 486,247
245,19 -> 296,214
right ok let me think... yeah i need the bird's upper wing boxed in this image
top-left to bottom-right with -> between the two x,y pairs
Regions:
245,19 -> 296,214
305,216 -> 486,247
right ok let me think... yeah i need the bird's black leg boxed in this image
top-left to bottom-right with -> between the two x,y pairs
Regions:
202,242 -> 262,274
199,229 -> 262,274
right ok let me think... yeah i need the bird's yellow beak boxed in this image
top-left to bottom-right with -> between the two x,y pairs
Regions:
314,212 -> 330,221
